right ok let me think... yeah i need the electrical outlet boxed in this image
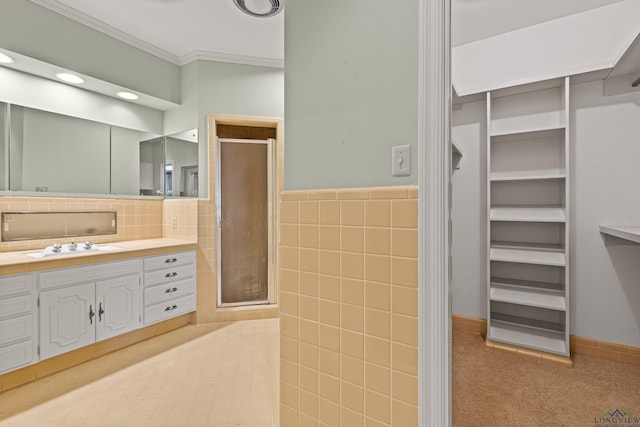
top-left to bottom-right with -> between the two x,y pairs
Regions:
392,145 -> 411,177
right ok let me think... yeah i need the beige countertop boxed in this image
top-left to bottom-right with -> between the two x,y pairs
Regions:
0,238 -> 198,275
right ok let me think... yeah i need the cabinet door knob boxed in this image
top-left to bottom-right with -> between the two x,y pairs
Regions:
165,272 -> 178,278
165,287 -> 178,294
165,304 -> 178,312
164,257 -> 178,264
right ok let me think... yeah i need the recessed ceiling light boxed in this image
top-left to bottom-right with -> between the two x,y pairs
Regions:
116,91 -> 140,100
233,0 -> 283,18
55,72 -> 85,84
0,53 -> 15,64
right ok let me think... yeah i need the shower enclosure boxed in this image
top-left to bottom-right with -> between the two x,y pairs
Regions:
216,138 -> 276,306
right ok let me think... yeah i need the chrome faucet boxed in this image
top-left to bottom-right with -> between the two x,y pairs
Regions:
84,241 -> 94,250
68,241 -> 78,250
52,243 -> 62,253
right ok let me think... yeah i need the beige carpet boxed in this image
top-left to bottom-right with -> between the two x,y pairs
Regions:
452,329 -> 640,427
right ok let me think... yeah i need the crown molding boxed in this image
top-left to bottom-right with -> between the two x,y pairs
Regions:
30,0 -> 284,69
178,50 -> 284,68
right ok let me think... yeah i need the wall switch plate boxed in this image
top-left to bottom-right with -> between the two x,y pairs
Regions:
392,145 -> 411,177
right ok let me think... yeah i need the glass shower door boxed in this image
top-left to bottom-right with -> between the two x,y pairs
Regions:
217,138 -> 275,306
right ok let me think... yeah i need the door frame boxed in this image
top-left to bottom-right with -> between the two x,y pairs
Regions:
215,137 -> 277,308
418,0 -> 451,426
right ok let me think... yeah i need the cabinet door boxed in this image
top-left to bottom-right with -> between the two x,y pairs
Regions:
96,275 -> 141,342
40,283 -> 95,360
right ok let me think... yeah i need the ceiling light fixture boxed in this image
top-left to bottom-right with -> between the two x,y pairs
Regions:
233,0 -> 283,18
0,53 -> 15,64
55,72 -> 85,84
116,91 -> 140,100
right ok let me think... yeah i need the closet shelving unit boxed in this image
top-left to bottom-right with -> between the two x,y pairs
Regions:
486,77 -> 570,356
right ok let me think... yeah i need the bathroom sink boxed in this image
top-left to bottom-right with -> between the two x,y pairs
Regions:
26,243 -> 121,258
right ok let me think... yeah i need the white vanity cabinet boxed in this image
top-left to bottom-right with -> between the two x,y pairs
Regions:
143,251 -> 196,325
0,273 -> 37,374
39,259 -> 142,360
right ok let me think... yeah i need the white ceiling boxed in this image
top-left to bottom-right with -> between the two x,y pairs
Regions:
30,0 -> 626,67
31,0 -> 285,67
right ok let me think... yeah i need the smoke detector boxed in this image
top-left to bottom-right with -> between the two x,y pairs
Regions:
233,0 -> 283,18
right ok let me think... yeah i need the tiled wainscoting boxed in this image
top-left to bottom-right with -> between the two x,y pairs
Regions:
279,186 -> 419,427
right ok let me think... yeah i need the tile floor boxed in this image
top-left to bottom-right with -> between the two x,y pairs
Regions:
0,319 -> 280,427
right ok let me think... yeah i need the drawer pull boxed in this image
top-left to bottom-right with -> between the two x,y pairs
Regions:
165,287 -> 178,294
89,304 -> 95,324
165,257 -> 178,264
165,305 -> 178,312
165,272 -> 178,278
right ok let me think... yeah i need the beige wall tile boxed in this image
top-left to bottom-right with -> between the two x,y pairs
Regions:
300,225 -> 319,249
341,304 -> 365,333
341,381 -> 365,413
300,296 -> 319,322
281,336 -> 299,363
342,354 -> 365,386
300,272 -> 319,297
337,188 -> 370,200
281,314 -> 299,339
319,325 -> 341,353
319,374 -> 340,403
300,366 -> 319,393
342,330 -> 364,360
280,269 -> 299,293
342,278 -> 364,306
365,309 -> 390,340
391,257 -> 418,288
318,226 -> 340,250
300,342 -> 318,371
281,224 -> 300,247
341,201 -> 365,226
392,286 -> 418,317
319,300 -> 340,328
280,291 -> 299,317
365,336 -> 391,368
319,348 -> 340,378
391,229 -> 418,258
365,201 -> 390,227
365,390 -> 390,424
392,399 -> 418,427
300,319 -> 319,346
300,248 -> 319,273
392,371 -> 418,406
300,201 -> 319,225
281,382 -> 299,409
300,389 -> 319,419
342,408 -> 365,427
365,363 -> 390,396
281,359 -> 299,386
391,200 -> 418,228
318,250 -> 340,276
342,252 -> 364,279
392,314 -> 419,346
318,398 -> 340,426
319,201 -> 340,225
365,228 -> 391,256
392,343 -> 418,376
365,282 -> 390,311
342,227 -> 365,253
280,201 -> 299,224
319,275 -> 340,302
364,253 -> 391,283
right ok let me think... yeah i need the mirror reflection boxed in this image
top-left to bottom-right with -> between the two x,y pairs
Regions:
0,102 -> 198,198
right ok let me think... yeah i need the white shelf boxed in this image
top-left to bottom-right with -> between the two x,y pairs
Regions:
490,169 -> 565,182
489,317 -> 568,355
490,281 -> 566,311
490,125 -> 565,140
490,246 -> 566,267
599,225 -> 640,244
491,207 -> 565,222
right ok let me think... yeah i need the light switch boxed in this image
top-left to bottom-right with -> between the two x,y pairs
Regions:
392,145 -> 411,177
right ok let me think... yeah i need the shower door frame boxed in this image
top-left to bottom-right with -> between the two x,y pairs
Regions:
215,137 -> 277,308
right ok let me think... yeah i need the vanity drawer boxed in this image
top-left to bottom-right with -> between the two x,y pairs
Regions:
0,274 -> 34,298
0,294 -> 33,320
144,264 -> 195,288
0,314 -> 33,346
144,251 -> 195,272
0,339 -> 34,374
144,278 -> 195,306
40,259 -> 141,290
144,294 -> 195,325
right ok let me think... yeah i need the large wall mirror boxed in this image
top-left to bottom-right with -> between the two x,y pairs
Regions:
0,102 -> 198,198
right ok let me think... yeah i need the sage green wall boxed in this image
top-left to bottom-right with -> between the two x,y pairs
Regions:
284,1 -> 419,190
0,0 -> 180,104
195,60 -> 284,197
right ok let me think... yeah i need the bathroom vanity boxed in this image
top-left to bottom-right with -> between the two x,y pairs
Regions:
0,242 -> 196,375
